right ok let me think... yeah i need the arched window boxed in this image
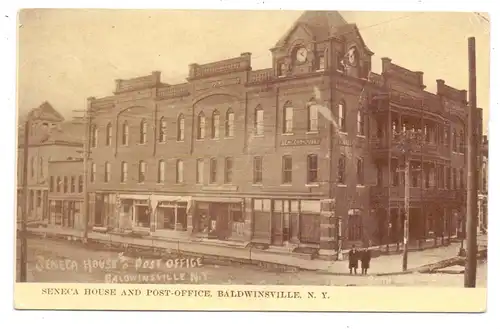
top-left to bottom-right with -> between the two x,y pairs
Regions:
159,117 -> 167,143
283,102 -> 293,134
120,162 -> 128,183
138,161 -> 147,183
225,109 -> 235,137
104,162 -> 111,182
197,112 -> 206,140
459,129 -> 465,153
254,105 -> 264,136
105,123 -> 113,146
90,163 -> 96,182
157,160 -> 165,183
122,121 -> 129,146
307,100 -> 318,132
212,110 -> 220,139
90,124 -> 98,148
452,129 -> 457,152
338,101 -> 346,132
177,114 -> 185,141
139,119 -> 147,144
357,109 -> 365,136
176,160 -> 184,183
337,154 -> 346,184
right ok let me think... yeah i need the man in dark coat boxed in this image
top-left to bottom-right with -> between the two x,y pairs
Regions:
360,248 -> 372,275
348,244 -> 359,275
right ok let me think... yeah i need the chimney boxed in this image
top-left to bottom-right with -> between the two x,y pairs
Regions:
188,63 -> 199,79
152,71 -> 161,85
381,57 -> 392,73
114,79 -> 122,93
241,52 -> 252,70
416,71 -> 424,86
87,97 -> 96,111
460,90 -> 468,104
436,79 -> 445,95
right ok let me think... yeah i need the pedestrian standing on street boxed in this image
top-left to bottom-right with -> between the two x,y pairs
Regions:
361,248 -> 372,275
348,244 -> 359,275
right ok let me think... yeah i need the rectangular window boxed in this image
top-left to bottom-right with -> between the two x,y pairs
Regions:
90,163 -> 96,183
348,214 -> 363,241
139,161 -> 147,183
196,159 -> 204,184
210,158 -> 217,184
224,157 -> 233,184
56,177 -> 61,192
283,106 -> 293,133
253,156 -> 263,184
357,110 -> 365,136
49,176 -> 54,192
121,162 -> 128,183
63,176 -> 68,193
339,103 -> 346,132
308,105 -> 318,132
176,160 -> 184,183
356,158 -> 364,185
307,154 -> 318,184
104,162 -> 111,183
255,108 -> 264,136
282,155 -> 292,184
337,155 -> 346,184
78,175 -> 83,193
70,176 -> 76,193
318,55 -> 325,70
157,160 -> 165,183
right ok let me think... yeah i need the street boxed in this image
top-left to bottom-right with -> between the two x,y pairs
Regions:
18,237 -> 487,287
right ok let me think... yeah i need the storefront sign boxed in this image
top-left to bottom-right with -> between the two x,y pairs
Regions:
280,138 -> 321,147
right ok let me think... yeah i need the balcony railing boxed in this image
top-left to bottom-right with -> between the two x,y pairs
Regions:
370,186 -> 466,203
369,136 -> 451,158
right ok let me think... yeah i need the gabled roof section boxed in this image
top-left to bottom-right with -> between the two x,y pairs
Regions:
332,23 -> 374,55
28,101 -> 65,122
274,11 -> 349,48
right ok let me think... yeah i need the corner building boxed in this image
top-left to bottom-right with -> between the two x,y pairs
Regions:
87,11 -> 473,254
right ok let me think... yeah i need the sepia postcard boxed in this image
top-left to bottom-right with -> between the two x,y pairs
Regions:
14,8 -> 489,312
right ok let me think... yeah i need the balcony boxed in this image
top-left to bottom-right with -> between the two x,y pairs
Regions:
370,186 -> 466,206
369,136 -> 451,160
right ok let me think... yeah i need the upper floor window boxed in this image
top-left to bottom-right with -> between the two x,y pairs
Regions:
159,117 -> 167,143
357,109 -> 365,136
460,168 -> 464,188
106,123 -> 112,146
196,159 -> 204,184
56,176 -> 61,192
122,121 -> 129,146
443,126 -> 449,146
49,176 -> 54,192
139,120 -> 147,144
282,155 -> 292,184
307,101 -> 318,132
121,162 -> 128,183
104,162 -> 111,183
452,129 -> 457,152
212,110 -> 220,139
253,156 -> 263,184
177,114 -> 185,141
63,176 -> 68,193
356,158 -> 364,185
224,157 -> 233,184
225,109 -> 235,138
254,106 -> 264,136
459,130 -> 465,153
176,160 -> 184,183
138,161 -> 147,183
197,112 -> 206,140
30,156 -> 35,178
338,101 -> 346,132
90,163 -> 96,183
157,160 -> 165,183
337,154 -> 346,184
90,125 -> 98,148
307,154 -> 318,184
278,62 -> 286,77
318,53 -> 326,71
78,175 -> 83,193
39,157 -> 44,178
70,176 -> 76,192
283,102 -> 293,134
210,158 -> 217,184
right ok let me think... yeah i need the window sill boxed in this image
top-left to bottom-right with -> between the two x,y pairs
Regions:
282,133 -> 294,136
306,183 -> 320,187
337,184 -> 347,187
211,137 -> 220,141
253,134 -> 264,138
224,137 -> 235,140
252,183 -> 263,187
280,184 -> 293,187
338,131 -> 348,135
306,131 -> 319,135
316,69 -> 325,72
356,135 -> 366,138
158,141 -> 167,144
196,139 -> 205,142
356,185 -> 365,188
176,140 -> 185,143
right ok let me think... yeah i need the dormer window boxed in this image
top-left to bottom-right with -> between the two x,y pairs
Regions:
278,62 -> 287,77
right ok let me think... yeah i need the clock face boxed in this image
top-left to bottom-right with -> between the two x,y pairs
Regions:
296,47 -> 308,63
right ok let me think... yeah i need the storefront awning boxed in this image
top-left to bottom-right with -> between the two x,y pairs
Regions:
119,194 -> 150,200
192,196 -> 243,204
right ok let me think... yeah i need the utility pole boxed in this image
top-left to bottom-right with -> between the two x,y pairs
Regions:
402,155 -> 410,271
19,119 -> 30,282
465,37 -> 478,288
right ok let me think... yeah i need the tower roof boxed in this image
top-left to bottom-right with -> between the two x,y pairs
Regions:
274,11 -> 349,48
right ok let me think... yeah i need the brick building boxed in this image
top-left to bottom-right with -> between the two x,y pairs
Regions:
85,11 -> 479,254
17,102 -> 84,224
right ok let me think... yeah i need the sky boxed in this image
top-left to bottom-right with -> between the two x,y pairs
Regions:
17,9 -> 490,132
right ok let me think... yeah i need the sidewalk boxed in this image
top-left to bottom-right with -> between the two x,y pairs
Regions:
25,226 -> 486,276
